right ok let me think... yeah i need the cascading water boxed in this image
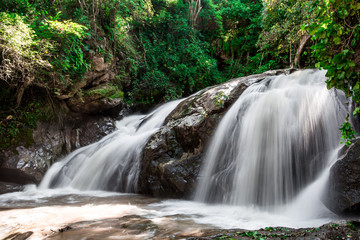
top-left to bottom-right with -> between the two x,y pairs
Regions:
39,99 -> 182,192
195,69 -> 348,208
0,70 -> 354,239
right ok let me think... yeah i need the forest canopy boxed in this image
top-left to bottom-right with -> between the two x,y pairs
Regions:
0,0 -> 359,146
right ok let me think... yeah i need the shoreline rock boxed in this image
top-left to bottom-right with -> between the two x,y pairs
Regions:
0,114 -> 117,184
323,138 -> 360,215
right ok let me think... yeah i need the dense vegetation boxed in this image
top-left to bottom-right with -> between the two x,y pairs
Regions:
0,0 -> 359,148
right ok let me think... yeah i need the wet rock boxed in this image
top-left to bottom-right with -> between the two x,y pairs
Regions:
0,168 -> 37,185
54,54 -> 123,115
58,226 -> 72,233
0,181 -> 24,194
3,231 -> 33,240
0,115 -> 116,184
323,139 -> 360,215
186,221 -> 360,240
139,70 -> 294,198
92,56 -> 107,72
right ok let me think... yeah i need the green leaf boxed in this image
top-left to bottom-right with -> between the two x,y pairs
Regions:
333,37 -> 341,45
354,82 -> 360,91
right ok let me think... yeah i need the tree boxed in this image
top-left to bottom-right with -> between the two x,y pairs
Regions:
259,0 -> 320,68
308,0 -> 360,145
187,0 -> 203,28
0,13 -> 52,106
211,0 -> 263,78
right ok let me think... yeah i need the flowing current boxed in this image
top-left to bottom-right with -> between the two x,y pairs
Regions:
0,70 -> 352,239
40,99 -> 182,192
196,69 -> 348,207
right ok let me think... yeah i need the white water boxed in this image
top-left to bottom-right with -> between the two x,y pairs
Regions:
0,70 -> 351,239
0,185 -> 337,240
40,99 -> 182,192
195,69 -> 348,209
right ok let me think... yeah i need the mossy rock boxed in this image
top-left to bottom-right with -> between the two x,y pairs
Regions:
66,84 -> 124,114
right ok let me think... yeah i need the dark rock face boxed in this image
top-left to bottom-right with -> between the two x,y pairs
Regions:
0,168 -> 37,185
3,231 -> 33,240
0,181 -> 25,194
66,84 -> 125,114
0,115 -> 116,184
139,70 -> 289,198
0,55 -> 125,186
55,55 -> 124,115
323,139 -> 360,215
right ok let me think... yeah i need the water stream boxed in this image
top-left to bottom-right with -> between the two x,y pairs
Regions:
0,70 -> 350,239
39,99 -> 182,192
195,70 -> 347,208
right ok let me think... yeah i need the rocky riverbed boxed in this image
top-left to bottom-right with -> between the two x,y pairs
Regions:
6,214 -> 360,240
188,222 -> 360,240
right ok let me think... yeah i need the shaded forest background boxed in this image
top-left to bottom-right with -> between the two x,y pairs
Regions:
0,0 -> 359,148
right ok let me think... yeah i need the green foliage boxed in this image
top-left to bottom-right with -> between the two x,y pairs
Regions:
0,0 -> 33,15
308,0 -> 360,142
346,221 -> 360,231
258,0 -> 319,68
308,0 -> 360,95
214,0 -> 264,78
2,0 -> 359,149
0,95 -> 54,151
84,85 -> 124,99
0,8 -> 90,92
340,117 -> 357,146
33,17 -> 89,84
128,0 -> 224,103
0,12 -> 51,86
218,0 -> 262,56
0,7 -> 90,148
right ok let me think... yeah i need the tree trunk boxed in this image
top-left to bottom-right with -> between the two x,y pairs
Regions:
294,33 -> 311,68
259,52 -> 264,67
289,42 -> 293,68
186,0 -> 202,28
16,76 -> 34,106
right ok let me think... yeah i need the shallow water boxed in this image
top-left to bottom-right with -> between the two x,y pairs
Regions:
0,183 -> 338,240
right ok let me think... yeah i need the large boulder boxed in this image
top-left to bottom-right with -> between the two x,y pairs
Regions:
0,114 -> 116,185
139,69 -> 296,198
323,139 -> 360,215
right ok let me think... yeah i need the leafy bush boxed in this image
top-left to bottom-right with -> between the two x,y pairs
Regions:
0,12 -> 51,88
0,0 -> 32,14
128,1 -> 224,103
258,0 -> 319,68
33,17 -> 89,85
308,0 -> 360,142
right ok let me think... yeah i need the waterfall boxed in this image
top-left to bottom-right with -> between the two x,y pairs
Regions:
39,99 -> 182,192
195,69 -> 348,208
